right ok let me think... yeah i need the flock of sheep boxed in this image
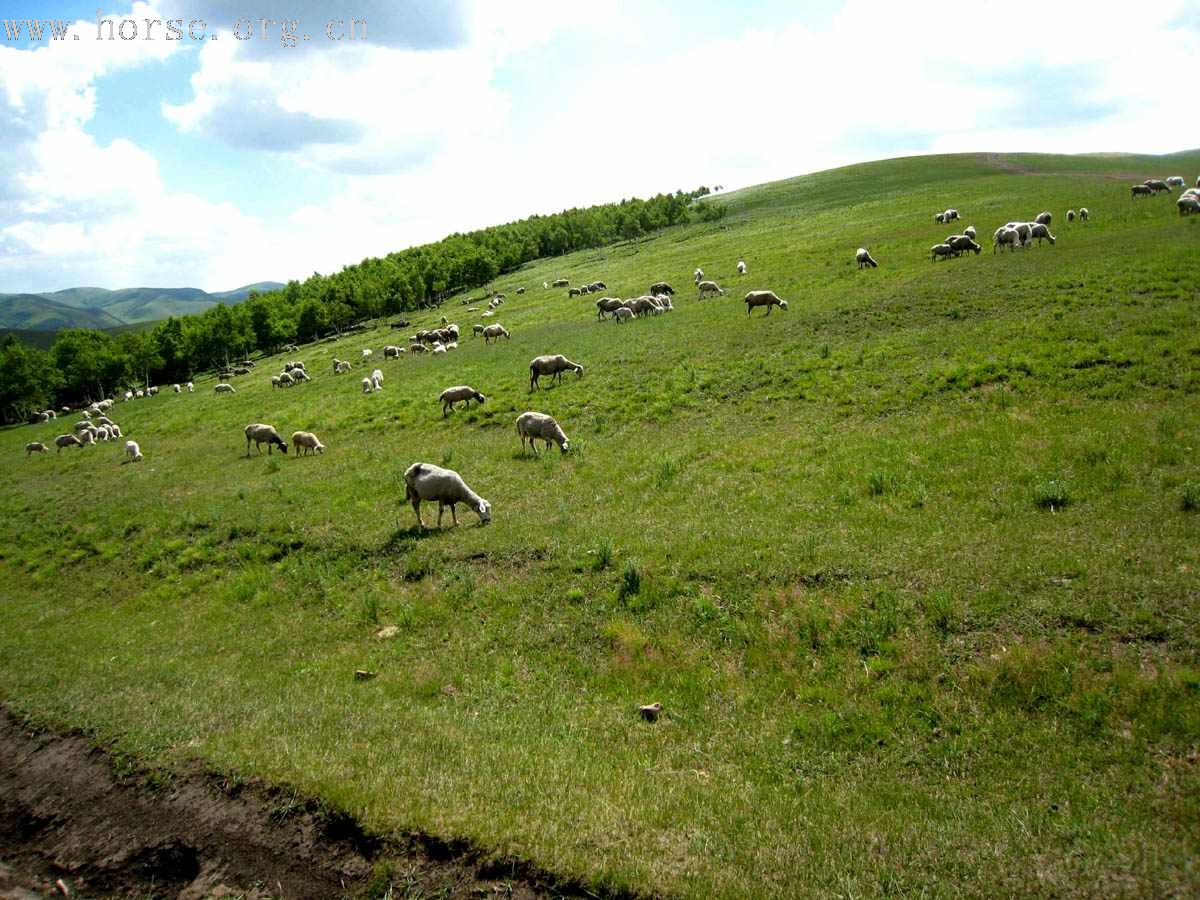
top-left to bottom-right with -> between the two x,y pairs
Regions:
26,398 -> 142,464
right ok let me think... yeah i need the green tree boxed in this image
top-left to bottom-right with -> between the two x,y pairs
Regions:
0,335 -> 62,423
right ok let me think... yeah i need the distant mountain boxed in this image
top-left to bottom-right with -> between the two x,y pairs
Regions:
0,282 -> 285,332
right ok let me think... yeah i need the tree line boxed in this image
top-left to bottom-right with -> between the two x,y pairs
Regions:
1,187 -> 723,422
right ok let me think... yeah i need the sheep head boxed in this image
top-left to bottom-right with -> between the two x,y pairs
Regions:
475,497 -> 493,524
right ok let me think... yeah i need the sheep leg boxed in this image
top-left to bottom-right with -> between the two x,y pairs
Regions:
437,503 -> 444,527
411,498 -> 423,528
450,503 -> 459,526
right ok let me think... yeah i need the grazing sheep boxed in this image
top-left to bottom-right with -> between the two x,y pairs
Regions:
362,348 -> 373,360
697,280 -> 725,299
244,423 -> 287,456
439,385 -> 486,416
336,360 -> 352,373
1131,184 -> 1153,198
649,281 -> 674,296
1144,179 -> 1169,193
1005,222 -> 1033,246
372,369 -> 384,390
124,440 -> 143,462
472,324 -> 486,338
446,342 -> 458,351
1183,189 -> 1200,199
737,259 -> 747,275
855,248 -> 878,269
1030,223 -> 1056,245
409,344 -> 428,354
290,431 -> 325,456
931,243 -> 956,261
1077,207 -> 1088,223
551,278 -> 569,288
124,391 -> 133,401
1035,211 -> 1052,225
993,226 -> 1020,252
964,225 -> 977,240
110,424 -> 122,438
694,268 -> 704,284
278,371 -> 295,388
233,367 -> 251,376
134,391 -> 144,399
404,462 -> 492,528
384,345 -> 405,359
148,386 -> 159,396
172,384 -> 181,394
26,442 -> 48,455
362,377 -> 375,393
529,354 -> 584,390
613,306 -> 635,323
948,235 -> 982,255
568,287 -> 583,297
483,324 -> 510,344
595,297 -> 623,320
516,287 -> 526,295
186,382 -> 194,393
1167,176 -> 1186,188
432,344 -> 447,355
1179,197 -> 1200,217
271,375 -> 282,388
744,290 -> 788,316
79,428 -> 95,446
55,434 -> 82,453
214,383 -> 236,394
516,411 -> 570,455
1067,209 -> 1076,222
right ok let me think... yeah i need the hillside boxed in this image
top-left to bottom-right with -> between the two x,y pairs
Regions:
0,282 -> 285,331
1,151 -> 1199,898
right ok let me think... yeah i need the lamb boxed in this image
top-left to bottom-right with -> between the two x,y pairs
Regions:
516,287 -> 526,295
439,385 -> 486,416
135,390 -> 144,399
483,324 -> 510,343
244,423 -> 288,456
529,354 -> 584,390
1079,208 -> 1089,222
656,295 -> 674,312
744,290 -> 788,315
172,384 -> 181,394
931,243 -> 956,261
1167,176 -> 1186,188
362,348 -> 373,360
147,386 -> 159,396
124,440 -> 143,462
697,280 -> 725,299
1030,223 -> 1056,245
964,225 -> 977,240
613,307 -> 635,323
1131,184 -> 1153,198
362,377 -> 375,393
55,434 -> 82,453
736,259 -> 747,275
292,369 -> 311,382
1067,209 -> 1076,222
186,382 -> 194,393
214,383 -> 236,394
26,442 -> 48,455
516,411 -> 570,455
948,235 -> 982,255
271,375 -> 282,388
290,431 -> 326,456
372,369 -> 384,390
233,367 -> 252,376
855,248 -> 878,269
1035,211 -> 1052,225
404,462 -> 492,528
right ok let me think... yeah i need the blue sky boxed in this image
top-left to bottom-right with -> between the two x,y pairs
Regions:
1,0 -> 1196,292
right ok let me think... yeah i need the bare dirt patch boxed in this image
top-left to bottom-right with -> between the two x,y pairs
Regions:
0,709 -> 617,899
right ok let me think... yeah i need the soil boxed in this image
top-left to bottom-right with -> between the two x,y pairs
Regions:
0,709 -> 618,899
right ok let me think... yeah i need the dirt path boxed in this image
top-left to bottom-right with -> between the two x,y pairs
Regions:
0,710 -> 614,899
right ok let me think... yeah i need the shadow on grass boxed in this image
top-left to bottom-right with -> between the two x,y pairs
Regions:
380,525 -> 440,554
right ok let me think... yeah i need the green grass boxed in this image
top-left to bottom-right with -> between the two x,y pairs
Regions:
2,151 -> 1200,898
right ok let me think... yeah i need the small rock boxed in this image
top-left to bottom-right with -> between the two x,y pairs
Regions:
375,625 -> 399,639
639,702 -> 662,722
354,670 -> 377,682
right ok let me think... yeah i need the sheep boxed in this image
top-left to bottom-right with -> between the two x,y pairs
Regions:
1179,197 -> 1200,217
439,385 -> 486,416
290,431 -> 325,456
936,208 -> 959,223
483,324 -> 510,344
172,384 -> 181,394
931,243 -> 956,261
481,310 -> 495,318
186,382 -> 194,393
244,423 -> 287,456
613,306 -> 635,323
95,424 -> 112,441
697,280 -> 725,299
147,386 -> 159,396
948,235 -> 982,255
336,360 -> 352,373
362,348 -> 373,360
744,290 -> 788,316
79,428 -> 95,446
568,287 -> 583,298
855,248 -> 878,269
1131,184 -> 1153,198
110,424 -> 122,438
74,421 -> 92,433
433,344 -> 447,355
384,345 -> 405,359
1167,176 -> 1186,188
516,411 -> 569,455
1067,209 -> 1076,222
655,294 -> 674,312
595,297 -> 623,320
1035,211 -> 1052,225
271,375 -> 282,388
649,281 -> 674,296
993,226 -> 1020,252
26,442 -> 48,455
471,323 -> 486,338
737,259 -> 747,275
278,371 -> 295,388
55,434 -> 82,453
1030,223 -> 1056,245
1144,179 -> 1169,193
1182,188 -> 1200,199
516,287 -> 526,295
694,268 -> 704,284
591,281 -> 607,290
1079,208 -> 1089,222
124,440 -> 143,463
1004,222 -> 1033,246
446,342 -> 458,351
529,354 -> 584,390
372,369 -> 384,390
215,383 -> 236,394
551,278 -> 569,288
409,344 -> 428,354
404,462 -> 492,528
964,225 -> 977,240
124,390 -> 133,401
33,412 -> 49,423
233,367 -> 252,376
362,377 -> 375,393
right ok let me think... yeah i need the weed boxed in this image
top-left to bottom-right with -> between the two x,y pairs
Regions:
1034,479 -> 1072,511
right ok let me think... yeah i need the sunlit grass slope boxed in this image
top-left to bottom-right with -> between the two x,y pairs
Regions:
2,151 -> 1199,897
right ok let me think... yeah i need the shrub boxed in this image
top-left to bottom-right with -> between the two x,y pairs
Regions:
593,537 -> 614,572
1181,481 -> 1200,512
1034,479 -> 1071,510
618,559 -> 642,603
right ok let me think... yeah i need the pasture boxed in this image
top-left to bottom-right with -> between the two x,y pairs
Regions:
2,151 -> 1199,897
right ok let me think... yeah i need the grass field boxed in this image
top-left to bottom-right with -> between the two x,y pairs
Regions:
2,150 -> 1199,897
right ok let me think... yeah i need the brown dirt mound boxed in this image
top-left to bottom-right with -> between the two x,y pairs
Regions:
0,709 -> 626,899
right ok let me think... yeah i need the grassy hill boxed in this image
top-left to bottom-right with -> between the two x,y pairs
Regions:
0,282 -> 285,331
2,151 -> 1198,897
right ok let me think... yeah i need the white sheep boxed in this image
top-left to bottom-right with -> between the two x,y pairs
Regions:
855,248 -> 878,269
993,226 -> 1020,253
244,423 -> 287,456
55,434 -> 82,453
516,411 -> 570,455
529,355 -> 584,390
433,344 -> 447,355
744,290 -> 788,316
1035,211 -> 1052,225
697,280 -> 725,299
336,360 -> 352,374
172,384 -> 181,394
1079,208 -> 1089,222
26,441 -> 48,455
290,431 -> 326,456
124,390 -> 133,401
214,383 -> 236,394
613,306 -> 634,323
384,345 -> 405,359
736,259 -> 747,275
110,423 -> 122,438
362,348 -> 373,360
124,440 -> 143,462
1030,223 -> 1056,245
362,377 -> 375,394
271,375 -> 282,388
439,385 -> 486,416
694,267 -> 704,284
1167,176 -> 1186,188
1066,209 -> 1076,222
483,324 -> 510,343
371,369 -> 384,390
187,382 -> 194,393
964,225 -> 977,240
404,462 -> 492,528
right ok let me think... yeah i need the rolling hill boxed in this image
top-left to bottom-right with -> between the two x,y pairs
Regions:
0,281 -> 285,332
1,151 -> 1199,898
